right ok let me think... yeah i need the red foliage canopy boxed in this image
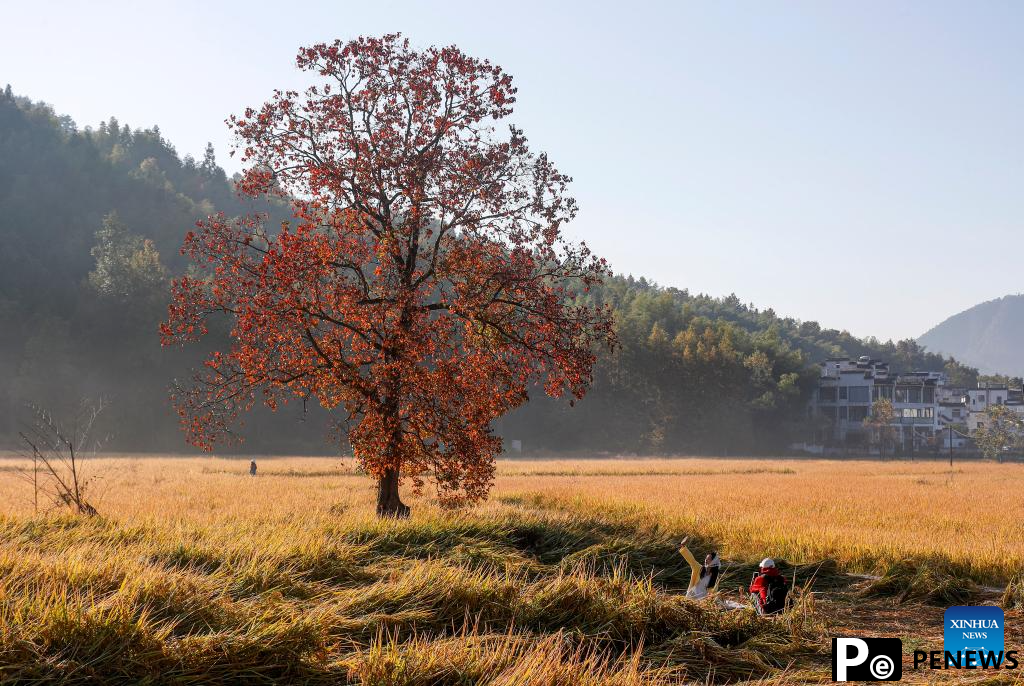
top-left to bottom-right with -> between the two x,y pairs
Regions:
161,34 -> 614,511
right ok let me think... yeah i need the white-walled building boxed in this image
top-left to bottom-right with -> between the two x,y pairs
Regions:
813,356 -> 942,450
812,357 -> 1024,453
968,382 -> 1009,411
966,400 -> 1024,433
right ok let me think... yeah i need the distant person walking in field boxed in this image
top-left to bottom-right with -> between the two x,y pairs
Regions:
679,537 -> 721,599
749,558 -> 788,615
249,460 -> 257,477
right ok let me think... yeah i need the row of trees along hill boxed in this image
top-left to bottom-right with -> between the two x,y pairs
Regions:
0,83 -> 984,456
498,276 -> 984,454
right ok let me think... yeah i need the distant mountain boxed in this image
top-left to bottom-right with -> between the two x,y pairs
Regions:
918,295 -> 1024,377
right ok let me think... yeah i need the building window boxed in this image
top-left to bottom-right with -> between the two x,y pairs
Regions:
820,387 -> 837,403
849,406 -> 869,422
923,387 -> 935,403
839,406 -> 849,420
899,407 -> 934,419
953,409 -> 961,418
873,385 -> 893,401
893,386 -> 925,403
838,387 -> 848,401
849,386 -> 869,403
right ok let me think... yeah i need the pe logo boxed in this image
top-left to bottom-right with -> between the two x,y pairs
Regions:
832,637 -> 902,681
944,606 -> 1004,667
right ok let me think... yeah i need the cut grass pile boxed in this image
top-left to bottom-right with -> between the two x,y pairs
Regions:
855,558 -> 978,606
1002,575 -> 1024,611
0,510 -> 827,684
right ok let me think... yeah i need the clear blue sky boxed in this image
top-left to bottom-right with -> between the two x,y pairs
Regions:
4,0 -> 1022,341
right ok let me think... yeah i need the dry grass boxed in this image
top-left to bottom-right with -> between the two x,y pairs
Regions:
0,454 -> 1018,684
494,458 -> 1024,584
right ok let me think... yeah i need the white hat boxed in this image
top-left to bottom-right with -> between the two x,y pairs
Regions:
759,558 -> 776,568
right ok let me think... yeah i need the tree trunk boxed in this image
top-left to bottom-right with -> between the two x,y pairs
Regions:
376,467 -> 410,518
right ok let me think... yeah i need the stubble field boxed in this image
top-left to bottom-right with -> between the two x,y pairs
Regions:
0,455 -> 1021,684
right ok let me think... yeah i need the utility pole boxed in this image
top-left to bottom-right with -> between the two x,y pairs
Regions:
948,424 -> 953,468
899,411 -> 905,460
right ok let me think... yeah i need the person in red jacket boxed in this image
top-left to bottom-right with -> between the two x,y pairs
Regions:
749,558 -> 788,615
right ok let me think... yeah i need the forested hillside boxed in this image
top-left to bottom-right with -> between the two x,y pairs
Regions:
0,87 -> 982,454
0,87 -> 313,452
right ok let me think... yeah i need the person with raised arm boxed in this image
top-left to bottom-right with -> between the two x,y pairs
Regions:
679,537 -> 721,600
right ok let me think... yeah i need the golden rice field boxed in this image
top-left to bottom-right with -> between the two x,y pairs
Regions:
495,458 -> 1024,583
2,456 -> 1018,579
0,455 -> 1021,684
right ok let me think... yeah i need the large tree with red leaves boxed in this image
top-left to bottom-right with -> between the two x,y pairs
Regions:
161,35 -> 613,516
